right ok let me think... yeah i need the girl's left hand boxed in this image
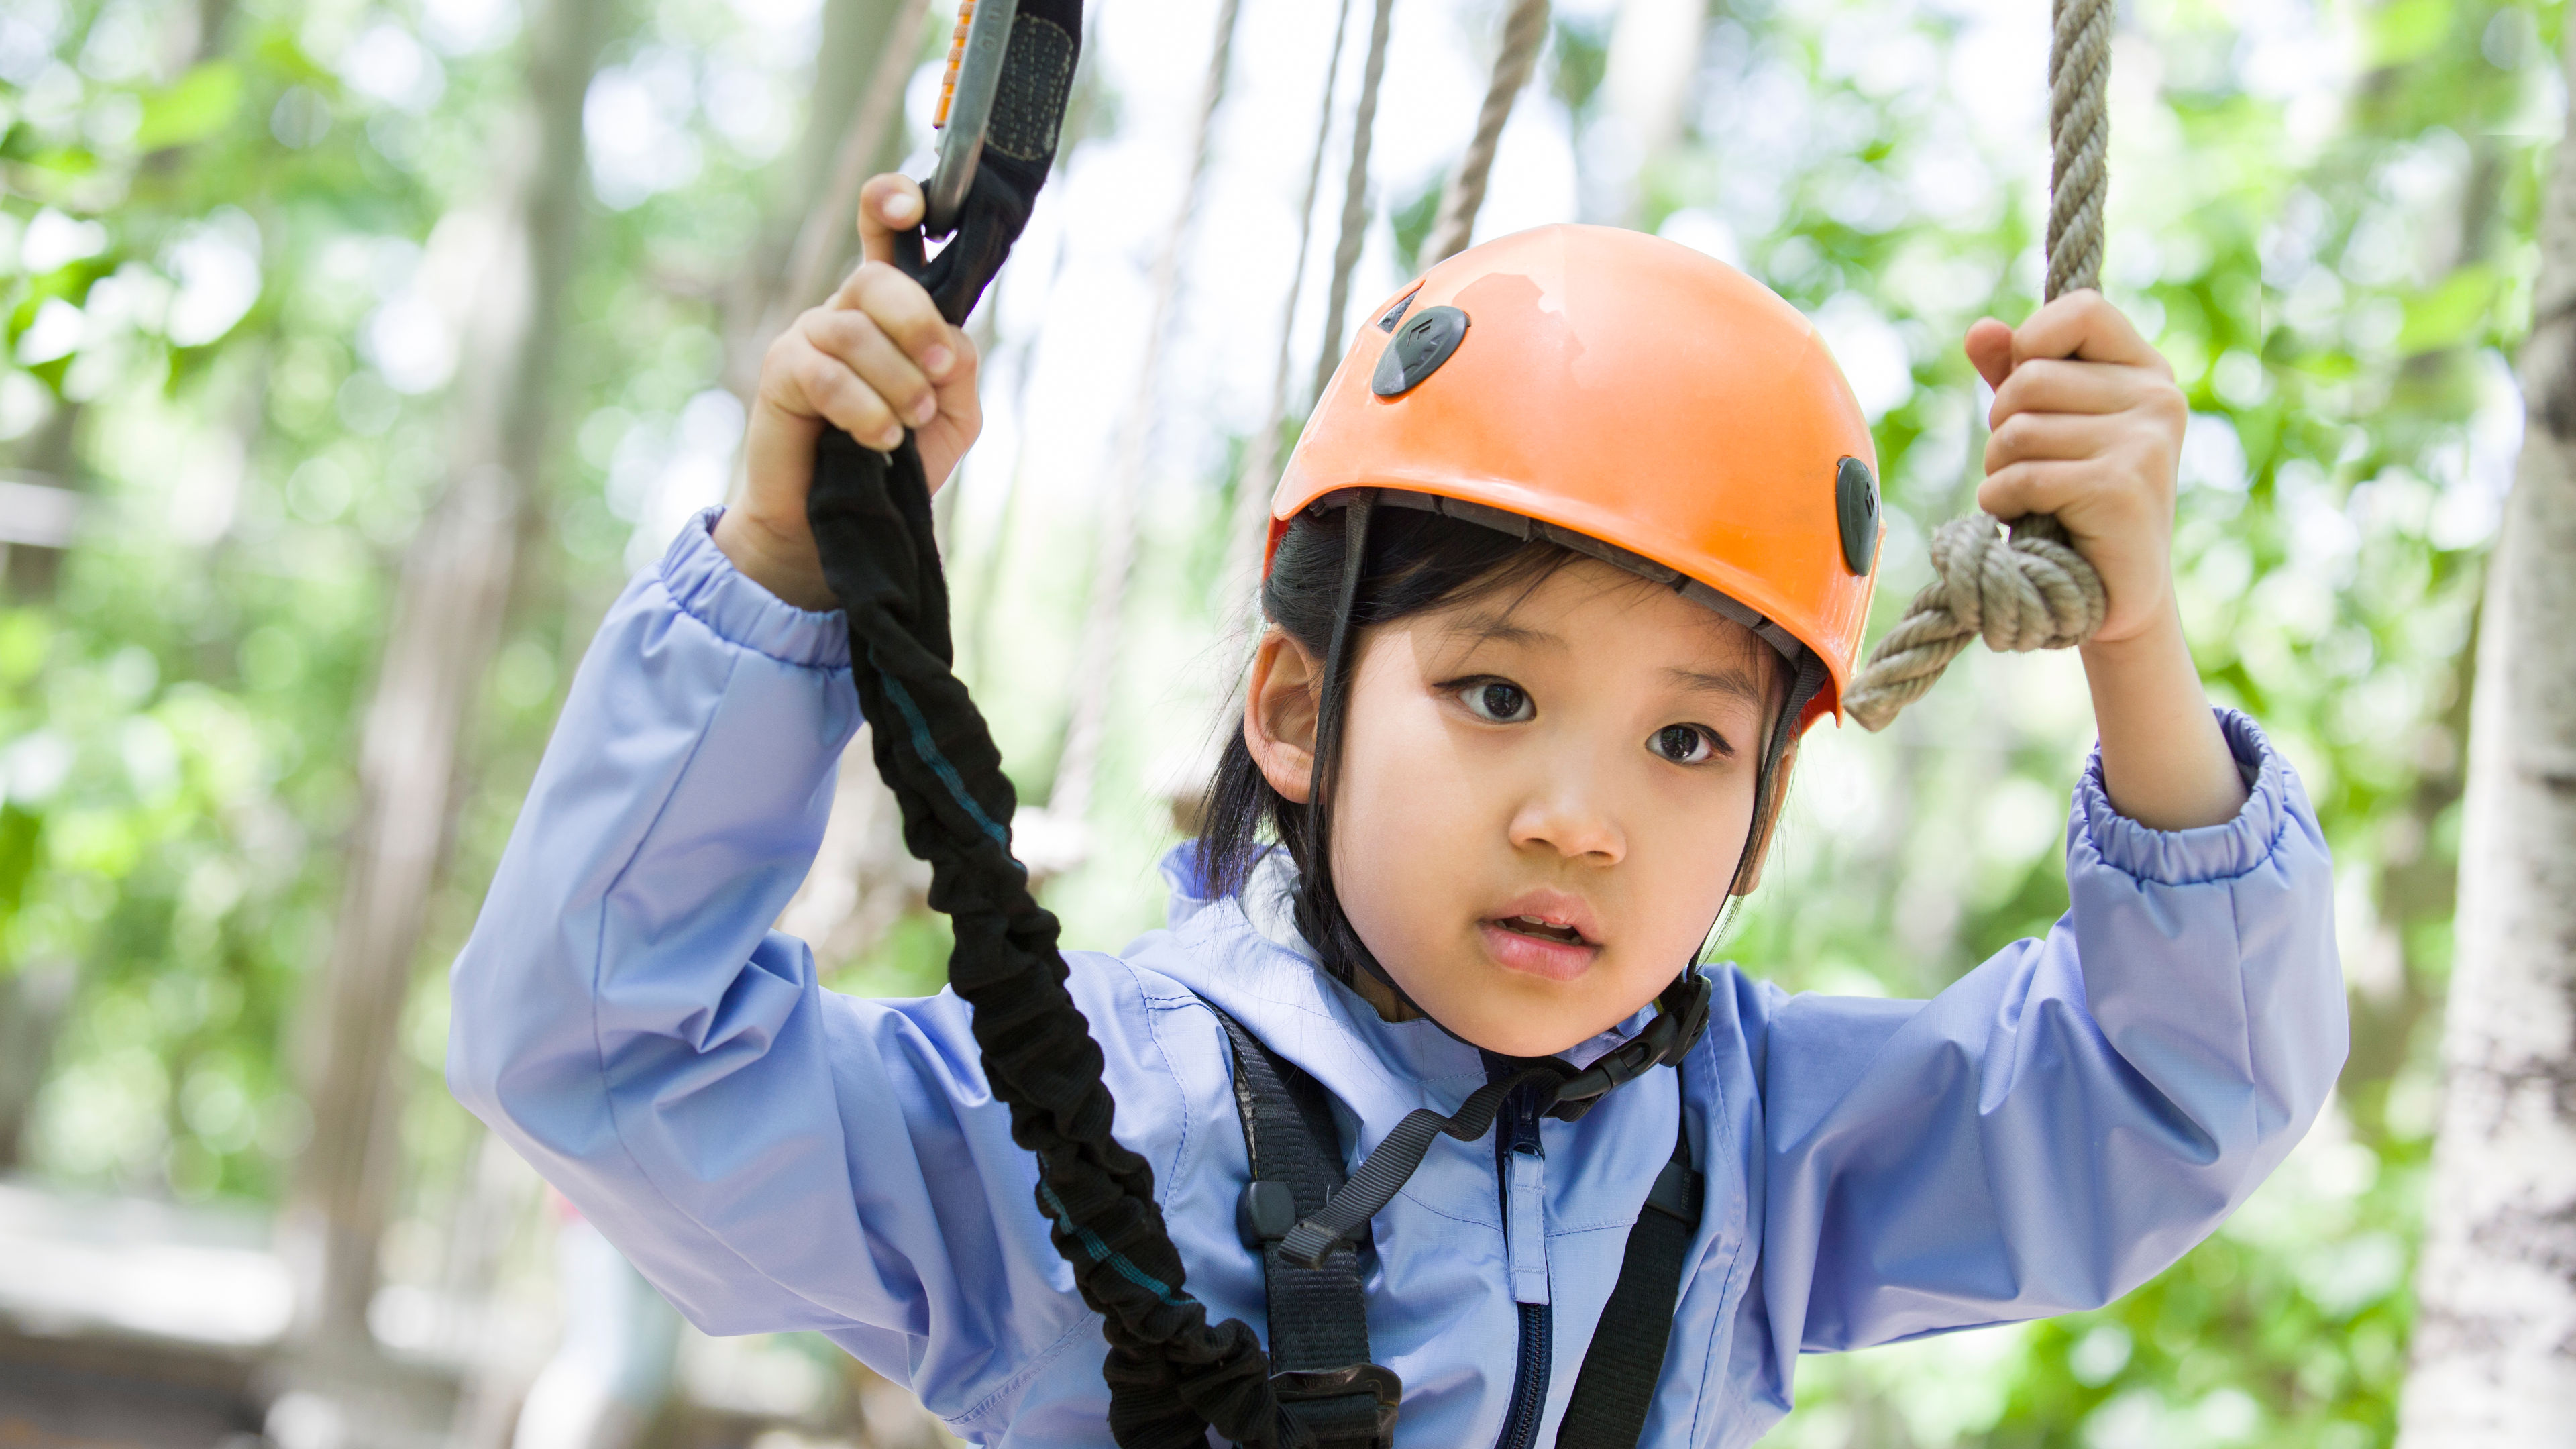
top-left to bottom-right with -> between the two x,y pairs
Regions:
1966,291 -> 2188,647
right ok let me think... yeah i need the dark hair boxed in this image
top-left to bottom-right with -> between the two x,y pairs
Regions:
1197,499 -> 1787,987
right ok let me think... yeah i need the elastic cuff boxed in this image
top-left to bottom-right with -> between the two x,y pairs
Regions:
2074,708 -> 2287,885
658,508 -> 851,669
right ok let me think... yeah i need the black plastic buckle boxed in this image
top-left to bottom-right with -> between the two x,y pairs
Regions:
1547,975 -> 1712,1121
1658,975 -> 1713,1061
1273,1363 -> 1402,1447
1238,1180 -> 1298,1250
1643,1157 -> 1703,1223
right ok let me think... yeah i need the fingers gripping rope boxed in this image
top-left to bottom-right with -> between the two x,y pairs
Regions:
1843,0 -> 2114,732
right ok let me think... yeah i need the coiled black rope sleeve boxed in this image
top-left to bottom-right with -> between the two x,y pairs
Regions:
801,2 -> 1315,1438
808,432 -> 1306,1448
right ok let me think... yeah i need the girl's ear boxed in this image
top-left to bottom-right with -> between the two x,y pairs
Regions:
1244,628 -> 1322,804
1729,738 -> 1800,896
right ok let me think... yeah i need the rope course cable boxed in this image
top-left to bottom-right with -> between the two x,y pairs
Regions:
1219,0 -> 1358,612
1839,0 -> 2114,732
1310,0 -> 1400,405
1421,0 -> 1550,265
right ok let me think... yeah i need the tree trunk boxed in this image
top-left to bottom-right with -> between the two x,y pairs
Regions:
756,0 -> 936,966
282,0 -> 615,1347
1595,0 -> 1707,225
790,0 -> 916,223
0,959 -> 72,1167
2396,25 -> 2576,1444
725,0 -> 932,405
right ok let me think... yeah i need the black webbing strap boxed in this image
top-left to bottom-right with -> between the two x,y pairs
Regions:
1275,1061 -> 1572,1270
1554,1100 -> 1702,1446
1210,1008 -> 1399,1448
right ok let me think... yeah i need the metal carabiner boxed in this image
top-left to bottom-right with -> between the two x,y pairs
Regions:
923,0 -> 1022,239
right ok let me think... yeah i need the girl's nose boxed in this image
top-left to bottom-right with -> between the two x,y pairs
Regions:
1507,778 -> 1626,864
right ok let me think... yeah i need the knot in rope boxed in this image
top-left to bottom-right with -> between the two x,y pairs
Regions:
1935,511 -> 2104,653
1842,513 -> 2106,733
1843,0 -> 2114,731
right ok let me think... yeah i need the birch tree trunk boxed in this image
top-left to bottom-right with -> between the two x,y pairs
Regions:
282,0 -> 615,1346
1594,0 -> 1706,225
2396,25 -> 2576,1444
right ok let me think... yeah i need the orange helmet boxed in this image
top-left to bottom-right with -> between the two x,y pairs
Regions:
1269,224 -> 1882,729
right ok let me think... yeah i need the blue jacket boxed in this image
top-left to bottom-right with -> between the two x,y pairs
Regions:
448,513 -> 2346,1447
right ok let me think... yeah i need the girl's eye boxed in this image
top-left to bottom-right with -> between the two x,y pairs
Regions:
1650,724 -> 1718,764
1460,681 -> 1534,723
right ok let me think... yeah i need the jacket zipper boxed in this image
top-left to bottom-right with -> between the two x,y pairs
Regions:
1493,1084 -> 1551,1449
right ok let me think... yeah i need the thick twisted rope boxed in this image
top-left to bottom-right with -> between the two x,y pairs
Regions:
1841,0 -> 2113,733
1217,0 -> 1356,609
1422,0 -> 1550,264
1310,0 -> 1399,404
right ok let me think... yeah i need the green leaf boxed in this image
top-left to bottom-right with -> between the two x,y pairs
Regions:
0,612 -> 48,688
254,25 -> 339,87
2398,266 -> 2498,355
134,62 -> 244,152
2367,0 -> 2452,67
0,806 -> 38,922
15,144 -> 100,178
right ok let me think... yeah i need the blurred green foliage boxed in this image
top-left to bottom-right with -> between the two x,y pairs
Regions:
0,0 -> 2553,1443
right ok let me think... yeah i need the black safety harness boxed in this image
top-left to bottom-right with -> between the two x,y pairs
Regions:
804,7 -> 1818,1440
1212,1003 -> 1709,1449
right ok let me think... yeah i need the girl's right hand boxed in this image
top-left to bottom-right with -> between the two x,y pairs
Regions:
718,173 -> 983,611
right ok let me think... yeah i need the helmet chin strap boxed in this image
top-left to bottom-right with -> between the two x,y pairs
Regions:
1293,492 -> 1831,1118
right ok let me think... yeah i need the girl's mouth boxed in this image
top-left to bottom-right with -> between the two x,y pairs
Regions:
1479,915 -> 1601,981
1501,915 -> 1584,943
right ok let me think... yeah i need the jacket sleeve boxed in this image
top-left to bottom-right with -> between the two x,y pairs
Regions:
1750,709 -> 2344,1356
444,511 -> 1117,1409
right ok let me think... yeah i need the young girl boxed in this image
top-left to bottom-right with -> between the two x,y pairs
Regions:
451,175 -> 2341,1448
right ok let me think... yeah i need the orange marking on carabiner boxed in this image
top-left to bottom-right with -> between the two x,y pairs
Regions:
934,0 -> 976,129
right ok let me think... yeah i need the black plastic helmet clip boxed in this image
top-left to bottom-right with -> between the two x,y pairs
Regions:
1373,305 -> 1470,398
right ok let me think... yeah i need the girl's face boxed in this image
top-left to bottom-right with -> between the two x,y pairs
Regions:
1245,557 -> 1780,1057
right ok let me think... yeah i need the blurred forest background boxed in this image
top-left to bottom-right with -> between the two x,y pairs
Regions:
0,0 -> 2551,1444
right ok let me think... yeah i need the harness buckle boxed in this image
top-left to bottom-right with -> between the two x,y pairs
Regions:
1272,1363 -> 1402,1447
1658,975 -> 1713,1062
1238,1180 -> 1299,1249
